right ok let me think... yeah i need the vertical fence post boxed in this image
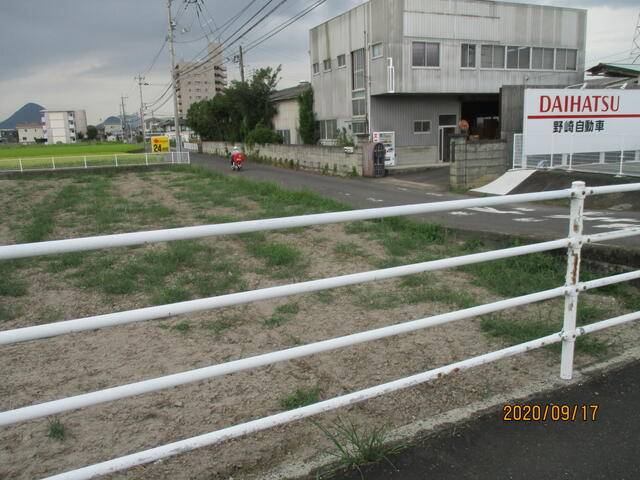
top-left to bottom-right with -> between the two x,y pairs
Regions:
115,154 -> 118,167
145,153 -> 149,166
171,151 -> 175,164
560,181 -> 586,381
617,140 -> 625,177
19,159 -> 23,173
188,151 -> 191,164
52,157 -> 56,170
84,156 -> 88,169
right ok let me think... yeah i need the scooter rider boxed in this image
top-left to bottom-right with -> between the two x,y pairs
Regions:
230,146 -> 241,166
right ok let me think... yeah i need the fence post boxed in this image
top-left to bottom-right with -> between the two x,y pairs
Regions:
560,181 -> 585,381
84,156 -> 88,169
171,152 -> 175,164
145,153 -> 149,166
52,157 -> 56,170
115,154 -> 118,167
617,142 -> 625,177
19,159 -> 23,173
188,151 -> 191,164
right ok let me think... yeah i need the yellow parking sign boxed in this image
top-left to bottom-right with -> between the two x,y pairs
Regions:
151,136 -> 170,153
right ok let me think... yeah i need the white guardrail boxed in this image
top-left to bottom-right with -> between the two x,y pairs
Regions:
0,151 -> 190,173
1,182 -> 640,480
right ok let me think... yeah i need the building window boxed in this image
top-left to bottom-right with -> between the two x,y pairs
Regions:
532,47 -> 554,70
412,42 -> 440,67
371,43 -> 383,59
313,63 -> 320,75
317,119 -> 338,140
337,54 -> 346,68
506,46 -> 530,69
414,120 -> 432,134
277,129 -> 291,144
352,98 -> 367,117
481,45 -> 505,68
461,44 -> 476,68
323,58 -> 332,72
351,49 -> 365,90
351,121 -> 368,135
555,48 -> 577,71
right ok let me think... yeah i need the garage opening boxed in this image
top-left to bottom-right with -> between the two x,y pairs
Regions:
460,95 -> 500,139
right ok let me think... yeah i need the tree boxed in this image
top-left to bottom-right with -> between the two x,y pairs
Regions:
245,124 -> 284,147
187,66 -> 282,143
76,131 -> 85,141
87,125 -> 98,141
298,87 -> 317,145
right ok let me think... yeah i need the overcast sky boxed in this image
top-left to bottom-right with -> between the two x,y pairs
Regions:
0,0 -> 638,124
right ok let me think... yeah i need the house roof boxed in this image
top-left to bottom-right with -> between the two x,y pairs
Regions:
270,82 -> 310,102
587,63 -> 640,78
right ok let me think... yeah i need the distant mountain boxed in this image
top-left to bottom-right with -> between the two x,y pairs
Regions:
98,116 -> 122,127
0,103 -> 45,129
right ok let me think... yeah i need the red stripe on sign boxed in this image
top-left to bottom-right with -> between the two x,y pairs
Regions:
528,114 -> 640,119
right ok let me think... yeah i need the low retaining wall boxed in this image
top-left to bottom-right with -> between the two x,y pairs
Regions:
202,141 -> 363,176
450,138 -> 508,189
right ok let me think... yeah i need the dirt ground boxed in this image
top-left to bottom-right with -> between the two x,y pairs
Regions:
0,168 -> 638,480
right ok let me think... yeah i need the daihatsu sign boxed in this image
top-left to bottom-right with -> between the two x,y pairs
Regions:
523,89 -> 640,156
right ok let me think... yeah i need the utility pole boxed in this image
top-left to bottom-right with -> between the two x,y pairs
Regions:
135,74 -> 148,146
167,0 -> 183,153
238,45 -> 245,83
632,13 -> 640,64
120,94 -> 128,143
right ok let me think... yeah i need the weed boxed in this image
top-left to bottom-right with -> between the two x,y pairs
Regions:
280,387 -> 321,410
314,290 -> 334,305
47,418 -> 66,441
203,315 -> 239,336
172,321 -> 191,333
47,252 -> 86,273
35,307 -> 65,325
480,299 -> 610,357
0,304 -> 21,322
333,242 -> 366,259
0,261 -> 28,297
152,285 -> 191,305
315,418 -> 402,477
264,302 -> 300,328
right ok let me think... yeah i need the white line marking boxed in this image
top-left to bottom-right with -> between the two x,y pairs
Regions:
593,224 -> 640,229
513,207 -> 536,212
450,211 -> 474,216
469,207 -> 525,215
366,197 -> 384,203
513,218 -> 546,223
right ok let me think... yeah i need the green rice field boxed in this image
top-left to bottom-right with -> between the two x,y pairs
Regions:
0,143 -> 144,159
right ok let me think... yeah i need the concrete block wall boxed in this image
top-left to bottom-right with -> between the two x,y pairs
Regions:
202,141 -> 363,176
450,138 -> 508,189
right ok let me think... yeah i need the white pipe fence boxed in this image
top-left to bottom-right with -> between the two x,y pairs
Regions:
0,151 -> 190,174
1,181 -> 639,480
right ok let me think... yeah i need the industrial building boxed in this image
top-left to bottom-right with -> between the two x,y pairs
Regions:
175,42 -> 227,118
41,109 -> 88,144
309,0 -> 587,166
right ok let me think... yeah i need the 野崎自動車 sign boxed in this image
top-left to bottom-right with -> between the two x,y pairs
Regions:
523,89 -> 640,156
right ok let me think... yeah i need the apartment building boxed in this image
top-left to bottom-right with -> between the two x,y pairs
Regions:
16,123 -> 44,144
309,0 -> 587,165
175,42 -> 227,117
41,109 -> 88,144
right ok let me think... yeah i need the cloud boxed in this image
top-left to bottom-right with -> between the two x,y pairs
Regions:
0,0 -> 637,123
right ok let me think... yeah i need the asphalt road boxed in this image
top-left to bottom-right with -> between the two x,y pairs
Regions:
330,360 -> 640,480
190,153 -> 640,250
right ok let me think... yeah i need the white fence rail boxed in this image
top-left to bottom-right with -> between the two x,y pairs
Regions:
0,151 -> 190,174
1,181 -> 639,480
513,133 -> 640,177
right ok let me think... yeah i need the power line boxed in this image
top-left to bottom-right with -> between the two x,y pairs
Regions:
177,0 -> 288,78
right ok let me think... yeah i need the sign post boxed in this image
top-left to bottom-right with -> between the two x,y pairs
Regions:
151,136 -> 170,153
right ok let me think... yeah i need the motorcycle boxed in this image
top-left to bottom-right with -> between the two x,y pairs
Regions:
230,151 -> 246,171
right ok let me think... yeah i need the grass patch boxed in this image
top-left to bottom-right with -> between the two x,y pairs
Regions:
0,261 -> 28,297
333,242 -> 366,259
0,142 -> 143,159
315,418 -> 403,477
345,217 -> 448,259
464,251 -> 566,297
0,304 -> 21,322
280,386 -> 321,410
47,418 -> 67,441
244,233 -> 306,279
264,302 -> 300,328
480,298 -> 612,357
203,315 -> 240,336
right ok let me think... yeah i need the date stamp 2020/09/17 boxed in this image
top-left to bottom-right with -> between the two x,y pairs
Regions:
503,404 -> 600,422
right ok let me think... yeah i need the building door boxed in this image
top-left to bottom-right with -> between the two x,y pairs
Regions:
438,115 -> 457,162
